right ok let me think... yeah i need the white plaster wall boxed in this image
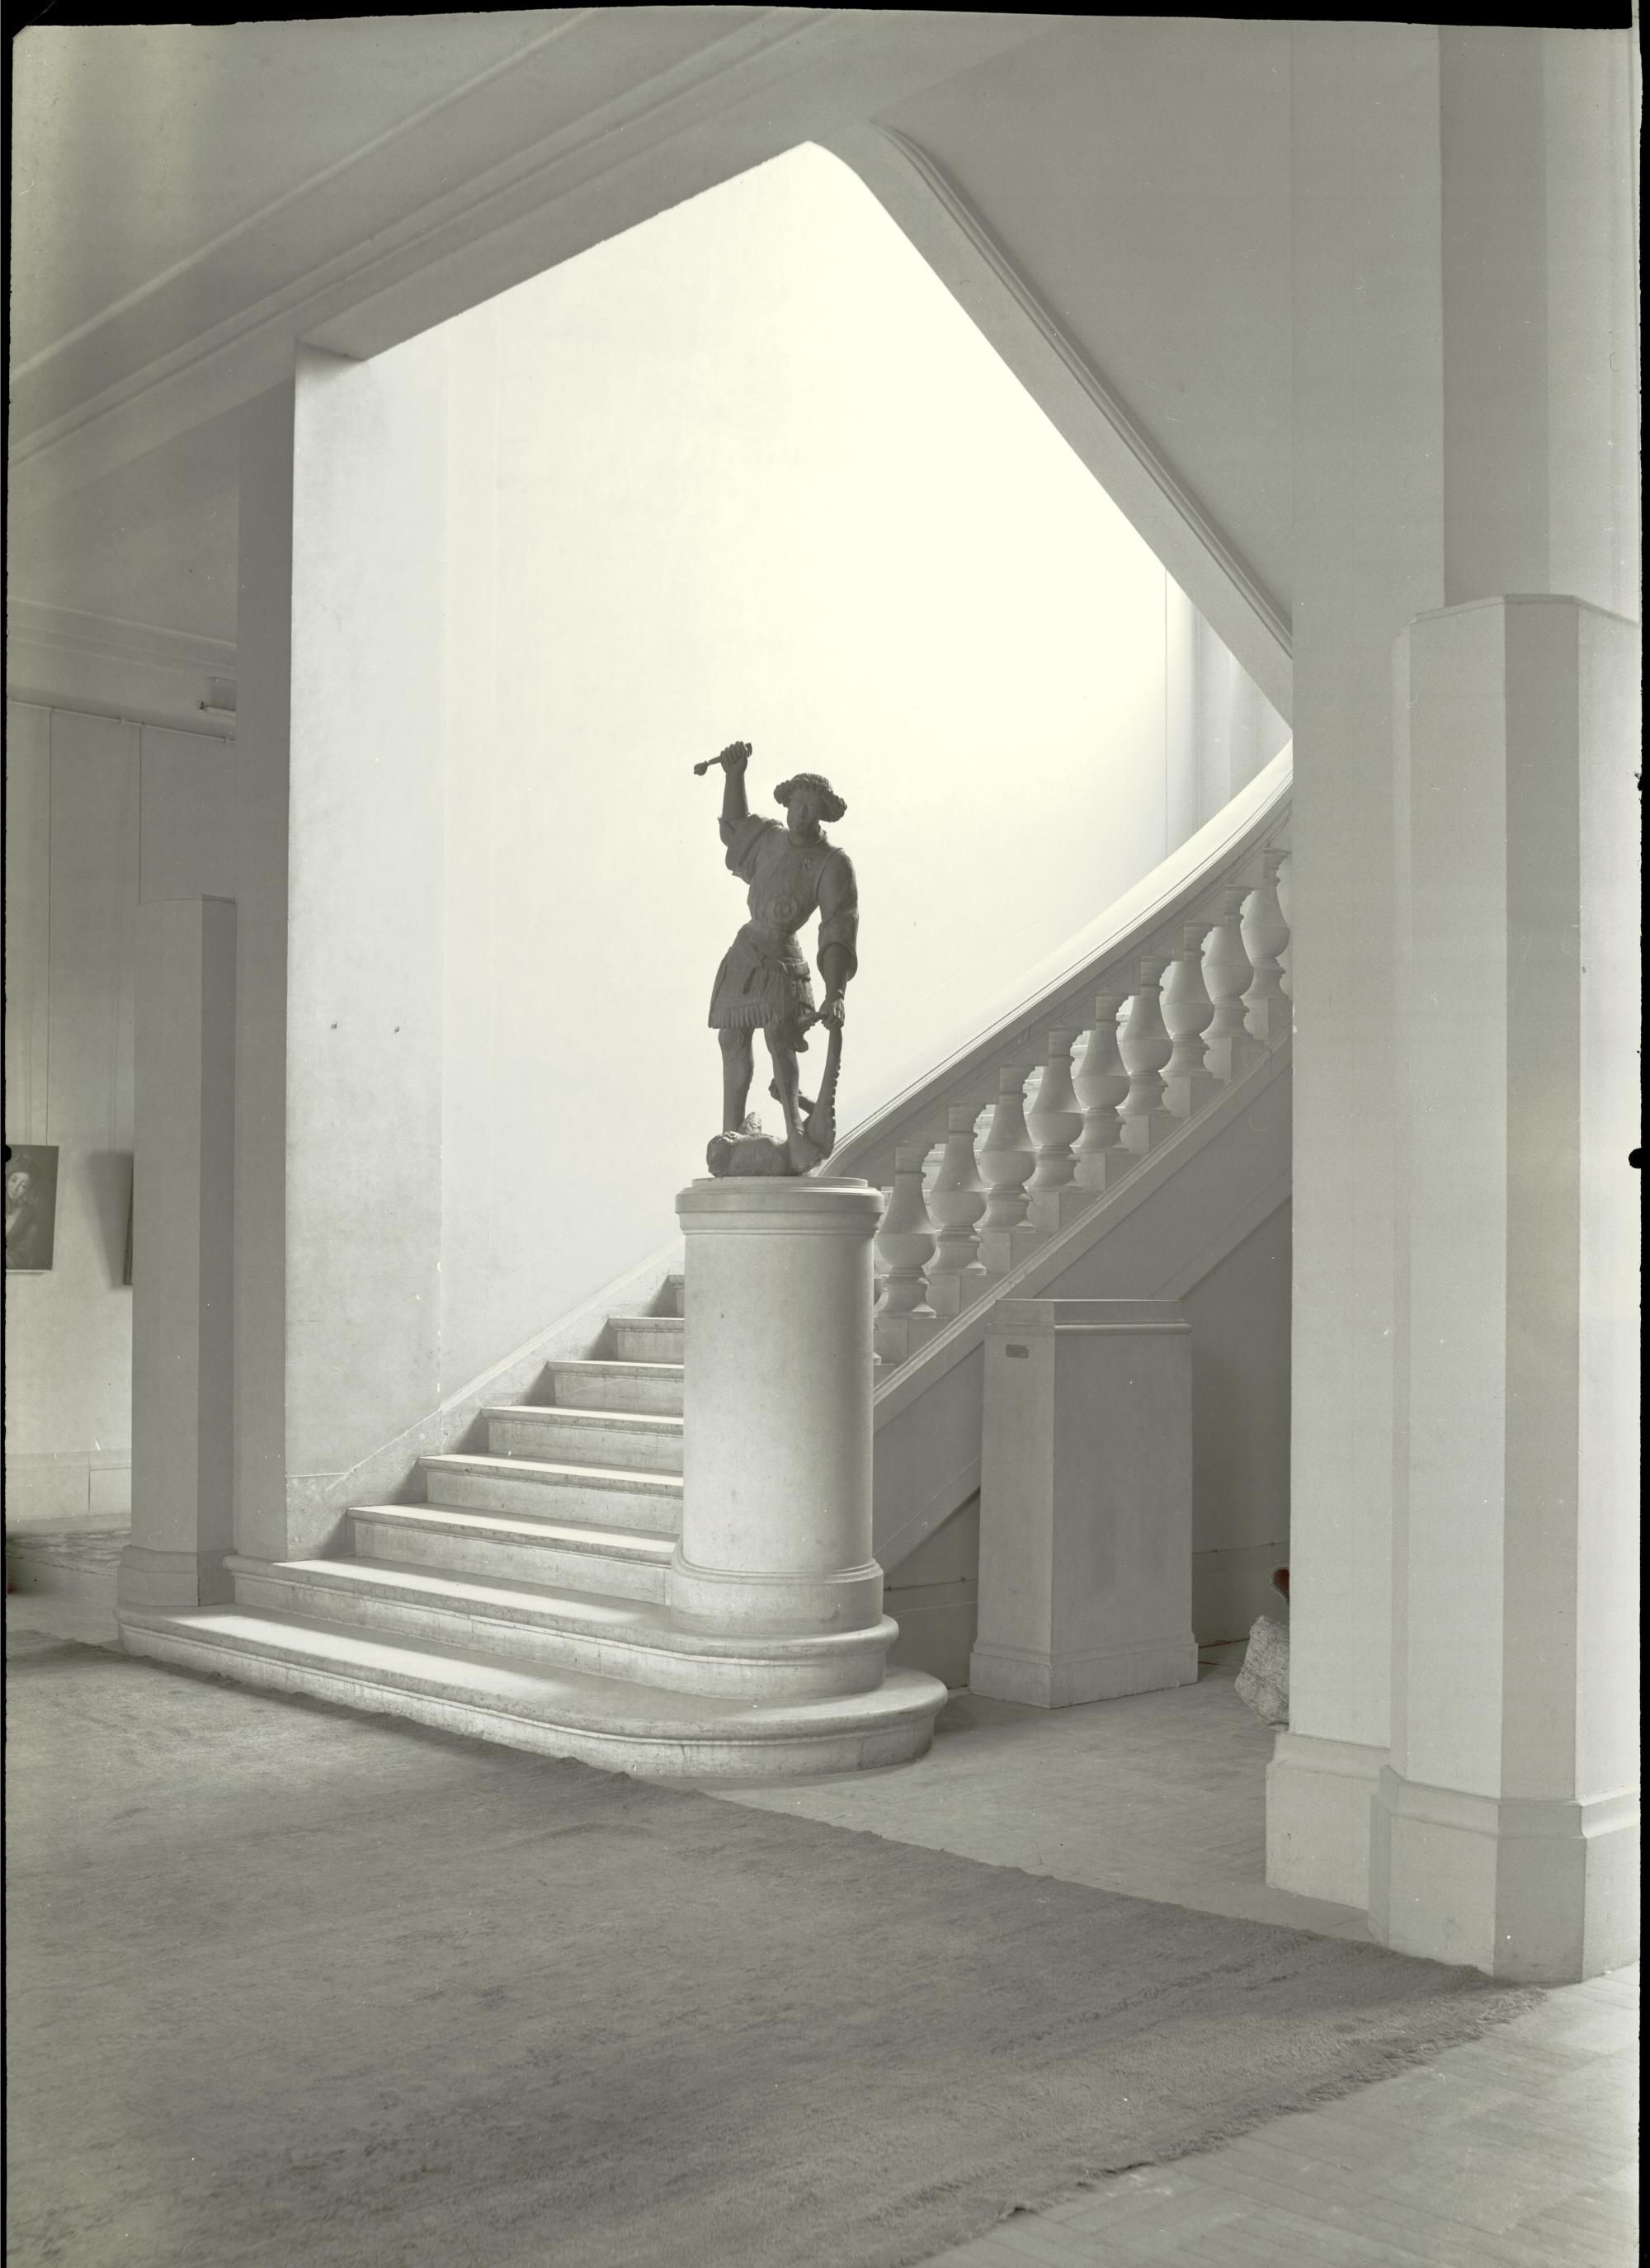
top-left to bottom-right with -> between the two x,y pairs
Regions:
436,144 -> 1184,1403
285,144 -> 1283,1483
1181,1204 -> 1292,1642
880,18 -> 1294,626
3,699 -> 240,1527
4,704 -> 139,1523
285,345 -> 447,1487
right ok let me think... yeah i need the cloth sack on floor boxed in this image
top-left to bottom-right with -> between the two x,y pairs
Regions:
1236,1613 -> 1289,1727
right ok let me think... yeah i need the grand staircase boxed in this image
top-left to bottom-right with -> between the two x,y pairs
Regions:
121,1278 -> 942,1775
120,750 -> 1294,1775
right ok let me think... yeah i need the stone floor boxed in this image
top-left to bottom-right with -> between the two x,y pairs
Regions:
8,1591 -> 1638,2266
712,1648 -> 1639,2268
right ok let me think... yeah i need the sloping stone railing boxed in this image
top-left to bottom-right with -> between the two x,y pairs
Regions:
823,747 -> 1293,1374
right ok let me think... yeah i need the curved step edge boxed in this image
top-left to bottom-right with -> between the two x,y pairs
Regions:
116,1607 -> 945,1780
229,1558 -> 900,1700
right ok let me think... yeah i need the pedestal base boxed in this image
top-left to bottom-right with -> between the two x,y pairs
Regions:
970,1634 -> 1197,1708
672,1176 -> 946,1760
667,1549 -> 884,1641
1266,1732 -> 1384,1911
1370,1767 -> 1640,1983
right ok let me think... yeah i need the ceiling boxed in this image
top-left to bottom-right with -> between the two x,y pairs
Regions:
8,12 -> 1053,502
10,15 -> 578,368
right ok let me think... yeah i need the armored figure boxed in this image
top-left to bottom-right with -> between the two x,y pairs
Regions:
698,741 -> 857,1176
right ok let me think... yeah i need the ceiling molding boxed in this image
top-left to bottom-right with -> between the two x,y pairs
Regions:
824,123 -> 1292,719
7,8 -> 848,494
10,12 -> 601,388
7,12 -> 1058,523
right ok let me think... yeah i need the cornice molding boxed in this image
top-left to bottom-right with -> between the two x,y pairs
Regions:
825,121 -> 1293,718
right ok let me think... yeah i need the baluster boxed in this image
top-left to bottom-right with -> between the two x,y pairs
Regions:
1275,848 -> 1293,997
1026,1030 -> 1088,1233
1242,846 -> 1292,1044
1162,921 -> 1219,1119
874,1143 -> 940,1366
1119,957 -> 1177,1155
1072,991 -> 1131,1192
1202,885 -> 1264,1082
977,1065 -> 1039,1276
926,1105 -> 990,1318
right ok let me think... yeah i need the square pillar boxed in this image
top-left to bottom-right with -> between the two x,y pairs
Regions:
1371,595 -> 1638,1982
970,1299 -> 1197,1706
1267,21 -> 1448,1910
119,897 -> 237,1612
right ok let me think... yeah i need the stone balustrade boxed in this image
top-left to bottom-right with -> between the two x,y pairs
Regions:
853,813 -> 1293,1370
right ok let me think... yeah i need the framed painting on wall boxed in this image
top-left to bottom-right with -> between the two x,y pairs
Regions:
4,1143 -> 59,1271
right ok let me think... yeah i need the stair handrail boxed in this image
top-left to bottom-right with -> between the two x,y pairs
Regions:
825,747 -> 1292,1188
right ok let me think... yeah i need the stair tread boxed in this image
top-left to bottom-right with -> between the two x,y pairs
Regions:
422,1453 -> 681,1493
353,1502 -> 675,1558
256,1555 -> 661,1629
545,1360 -> 684,1379
236,1557 -> 897,1659
485,1405 -> 681,1433
123,1604 -> 938,1733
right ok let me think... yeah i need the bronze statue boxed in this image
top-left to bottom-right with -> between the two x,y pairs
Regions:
699,741 -> 856,1176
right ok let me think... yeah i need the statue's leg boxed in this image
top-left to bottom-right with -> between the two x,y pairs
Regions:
764,1026 -> 804,1139
719,1027 -> 754,1133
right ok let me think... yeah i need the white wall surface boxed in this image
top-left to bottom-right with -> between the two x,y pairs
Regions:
286,144 -> 1282,1485
881,18 -> 1294,628
3,698 -> 238,1525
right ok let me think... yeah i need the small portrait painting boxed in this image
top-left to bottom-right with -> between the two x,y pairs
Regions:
4,1144 -> 59,1272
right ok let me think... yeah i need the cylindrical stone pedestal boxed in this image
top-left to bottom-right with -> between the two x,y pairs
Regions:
671,1177 -> 884,1640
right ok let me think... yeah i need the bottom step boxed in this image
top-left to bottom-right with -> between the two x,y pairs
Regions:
116,1606 -> 947,1780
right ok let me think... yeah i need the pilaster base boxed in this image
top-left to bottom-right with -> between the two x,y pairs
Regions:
970,1634 -> 1196,1708
1266,1731 -> 1385,1910
116,1543 -> 233,1613
1370,1767 -> 1640,1983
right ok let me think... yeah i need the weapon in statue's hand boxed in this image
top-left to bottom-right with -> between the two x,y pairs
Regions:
693,741 -> 752,776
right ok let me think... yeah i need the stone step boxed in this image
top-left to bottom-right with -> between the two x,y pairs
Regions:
117,1604 -> 947,1779
482,1405 -> 683,1475
419,1454 -> 681,1534
226,1555 -> 897,1700
609,1313 -> 684,1364
542,1359 -> 683,1416
662,1272 -> 685,1318
351,1502 -> 674,1599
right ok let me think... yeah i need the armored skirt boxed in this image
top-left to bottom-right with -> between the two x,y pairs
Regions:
709,813 -> 859,1052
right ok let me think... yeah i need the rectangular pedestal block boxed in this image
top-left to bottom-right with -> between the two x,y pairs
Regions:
969,1299 -> 1197,1707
